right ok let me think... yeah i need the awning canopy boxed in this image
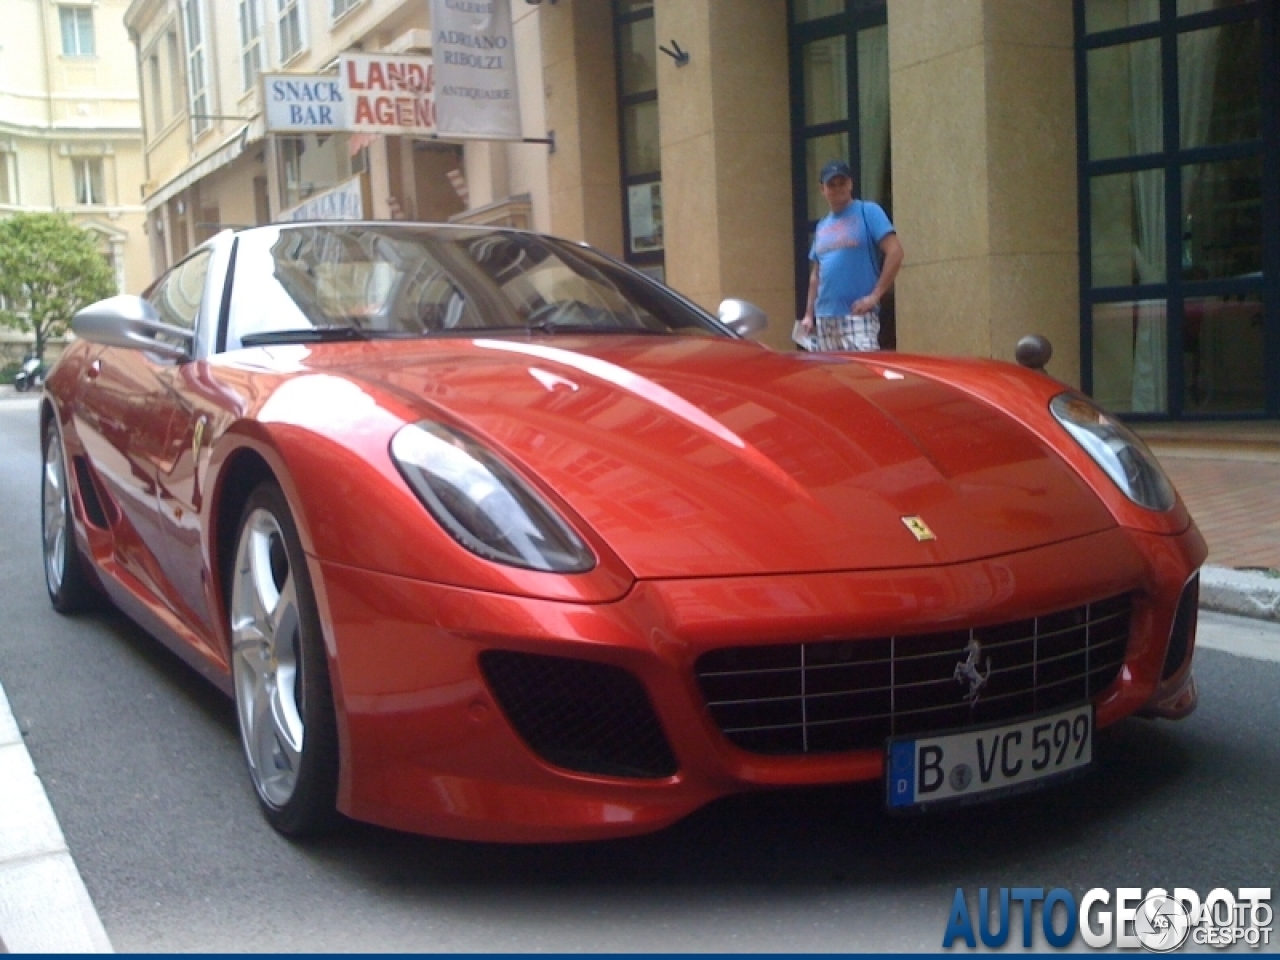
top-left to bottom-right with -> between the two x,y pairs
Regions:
144,116 -> 265,213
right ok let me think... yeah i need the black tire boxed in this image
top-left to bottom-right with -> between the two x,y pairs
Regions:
41,420 -> 97,614
228,482 -> 340,836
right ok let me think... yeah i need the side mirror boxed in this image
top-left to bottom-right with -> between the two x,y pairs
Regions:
1015,334 -> 1053,373
718,298 -> 769,339
72,295 -> 191,363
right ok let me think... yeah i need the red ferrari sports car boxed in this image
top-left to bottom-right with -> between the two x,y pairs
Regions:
41,223 -> 1204,842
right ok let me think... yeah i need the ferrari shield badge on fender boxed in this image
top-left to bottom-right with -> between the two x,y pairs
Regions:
902,516 -> 936,541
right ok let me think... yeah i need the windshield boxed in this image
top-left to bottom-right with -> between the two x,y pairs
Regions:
224,224 -> 726,349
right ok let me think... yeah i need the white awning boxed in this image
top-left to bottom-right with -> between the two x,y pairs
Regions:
144,116 -> 265,212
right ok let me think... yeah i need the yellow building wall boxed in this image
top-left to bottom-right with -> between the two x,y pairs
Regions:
656,0 -> 795,350
0,0 -> 148,293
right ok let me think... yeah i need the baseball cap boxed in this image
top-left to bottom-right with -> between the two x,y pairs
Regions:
819,159 -> 853,184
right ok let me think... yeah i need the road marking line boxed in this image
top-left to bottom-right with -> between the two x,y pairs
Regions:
1196,611 -> 1280,664
0,680 -> 113,953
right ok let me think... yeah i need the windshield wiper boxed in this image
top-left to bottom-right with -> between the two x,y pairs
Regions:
529,320 -> 667,335
240,325 -> 373,347
434,322 -> 667,337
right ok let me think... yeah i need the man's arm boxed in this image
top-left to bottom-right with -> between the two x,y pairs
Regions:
802,261 -> 820,331
852,232 -> 904,316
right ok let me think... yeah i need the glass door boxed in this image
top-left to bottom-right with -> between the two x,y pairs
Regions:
788,0 -> 891,342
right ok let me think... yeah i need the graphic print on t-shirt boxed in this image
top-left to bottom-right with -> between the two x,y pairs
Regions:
813,211 -> 862,256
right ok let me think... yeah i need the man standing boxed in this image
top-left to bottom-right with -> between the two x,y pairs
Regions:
801,159 -> 904,351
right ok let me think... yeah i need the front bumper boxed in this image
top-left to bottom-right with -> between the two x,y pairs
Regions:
312,523 -> 1205,842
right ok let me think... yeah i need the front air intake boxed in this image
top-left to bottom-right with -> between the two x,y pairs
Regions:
1162,575 -> 1199,680
696,594 -> 1132,756
479,650 -> 678,779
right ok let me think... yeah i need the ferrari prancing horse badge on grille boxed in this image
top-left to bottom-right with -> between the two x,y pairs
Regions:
901,516 -> 936,541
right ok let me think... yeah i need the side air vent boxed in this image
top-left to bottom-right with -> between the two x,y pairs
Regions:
479,650 -> 678,779
72,456 -> 110,529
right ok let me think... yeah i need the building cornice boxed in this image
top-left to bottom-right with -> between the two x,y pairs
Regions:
0,87 -> 141,105
124,0 -> 171,35
0,123 -> 144,139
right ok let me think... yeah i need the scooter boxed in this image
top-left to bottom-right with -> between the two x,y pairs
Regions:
13,354 -> 45,393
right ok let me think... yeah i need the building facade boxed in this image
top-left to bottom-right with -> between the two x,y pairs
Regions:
0,0 -> 148,359
124,0 -> 1279,422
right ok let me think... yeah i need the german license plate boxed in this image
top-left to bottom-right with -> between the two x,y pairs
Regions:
886,704 -> 1093,811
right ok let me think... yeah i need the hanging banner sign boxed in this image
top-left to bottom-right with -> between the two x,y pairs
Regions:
430,0 -> 522,141
263,73 -> 346,132
340,53 -> 436,136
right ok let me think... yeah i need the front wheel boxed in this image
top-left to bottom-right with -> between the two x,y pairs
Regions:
229,482 -> 339,836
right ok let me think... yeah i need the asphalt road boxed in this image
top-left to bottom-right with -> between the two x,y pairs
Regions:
1,396 -> 1277,952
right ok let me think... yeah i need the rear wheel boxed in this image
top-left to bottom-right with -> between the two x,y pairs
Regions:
41,420 -> 96,613
229,482 -> 339,836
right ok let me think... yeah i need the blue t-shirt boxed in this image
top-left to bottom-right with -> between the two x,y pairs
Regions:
809,200 -> 895,317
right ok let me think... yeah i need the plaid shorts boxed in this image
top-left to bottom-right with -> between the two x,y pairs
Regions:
815,312 -> 880,352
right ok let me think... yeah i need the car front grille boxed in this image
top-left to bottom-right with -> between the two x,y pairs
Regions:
695,594 -> 1131,755
480,650 -> 678,779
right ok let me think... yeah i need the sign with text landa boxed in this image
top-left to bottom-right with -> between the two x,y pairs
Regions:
340,53 -> 436,136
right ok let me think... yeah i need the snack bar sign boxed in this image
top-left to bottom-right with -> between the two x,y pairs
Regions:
263,74 -> 347,133
341,53 -> 436,136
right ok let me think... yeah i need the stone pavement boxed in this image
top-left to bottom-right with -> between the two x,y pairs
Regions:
1139,423 -> 1280,622
1139,422 -> 1280,572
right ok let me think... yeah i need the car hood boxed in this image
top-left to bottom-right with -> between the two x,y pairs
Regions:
315,336 -> 1115,579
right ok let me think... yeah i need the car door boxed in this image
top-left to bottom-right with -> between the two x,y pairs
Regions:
151,234 -> 242,654
70,250 -> 210,606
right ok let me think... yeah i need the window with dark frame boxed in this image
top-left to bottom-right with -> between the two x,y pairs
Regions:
614,1 -> 664,282
1076,0 -> 1279,419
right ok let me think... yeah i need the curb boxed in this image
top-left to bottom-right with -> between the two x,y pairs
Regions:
1200,565 -> 1280,623
0,681 -> 112,953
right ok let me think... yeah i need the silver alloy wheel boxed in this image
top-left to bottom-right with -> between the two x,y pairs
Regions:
42,429 -> 68,595
231,508 -> 305,808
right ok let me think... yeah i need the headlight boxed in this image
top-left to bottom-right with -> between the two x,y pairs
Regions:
390,421 -> 595,573
1049,393 -> 1175,511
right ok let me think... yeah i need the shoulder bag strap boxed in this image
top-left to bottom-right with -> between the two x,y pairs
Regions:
860,201 -> 882,279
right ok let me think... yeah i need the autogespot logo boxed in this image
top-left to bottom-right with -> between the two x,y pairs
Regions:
942,886 -> 1273,951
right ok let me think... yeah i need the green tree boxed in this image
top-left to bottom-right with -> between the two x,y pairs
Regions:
0,213 -> 117,364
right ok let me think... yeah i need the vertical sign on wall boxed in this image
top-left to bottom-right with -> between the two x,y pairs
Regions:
430,0 -> 522,141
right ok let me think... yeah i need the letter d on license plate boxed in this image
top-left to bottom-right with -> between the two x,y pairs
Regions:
886,704 -> 1093,810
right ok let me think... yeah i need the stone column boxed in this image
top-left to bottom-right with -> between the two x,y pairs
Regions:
889,0 -> 1081,383
655,0 -> 795,350
540,0 -> 624,256
367,135 -> 396,220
